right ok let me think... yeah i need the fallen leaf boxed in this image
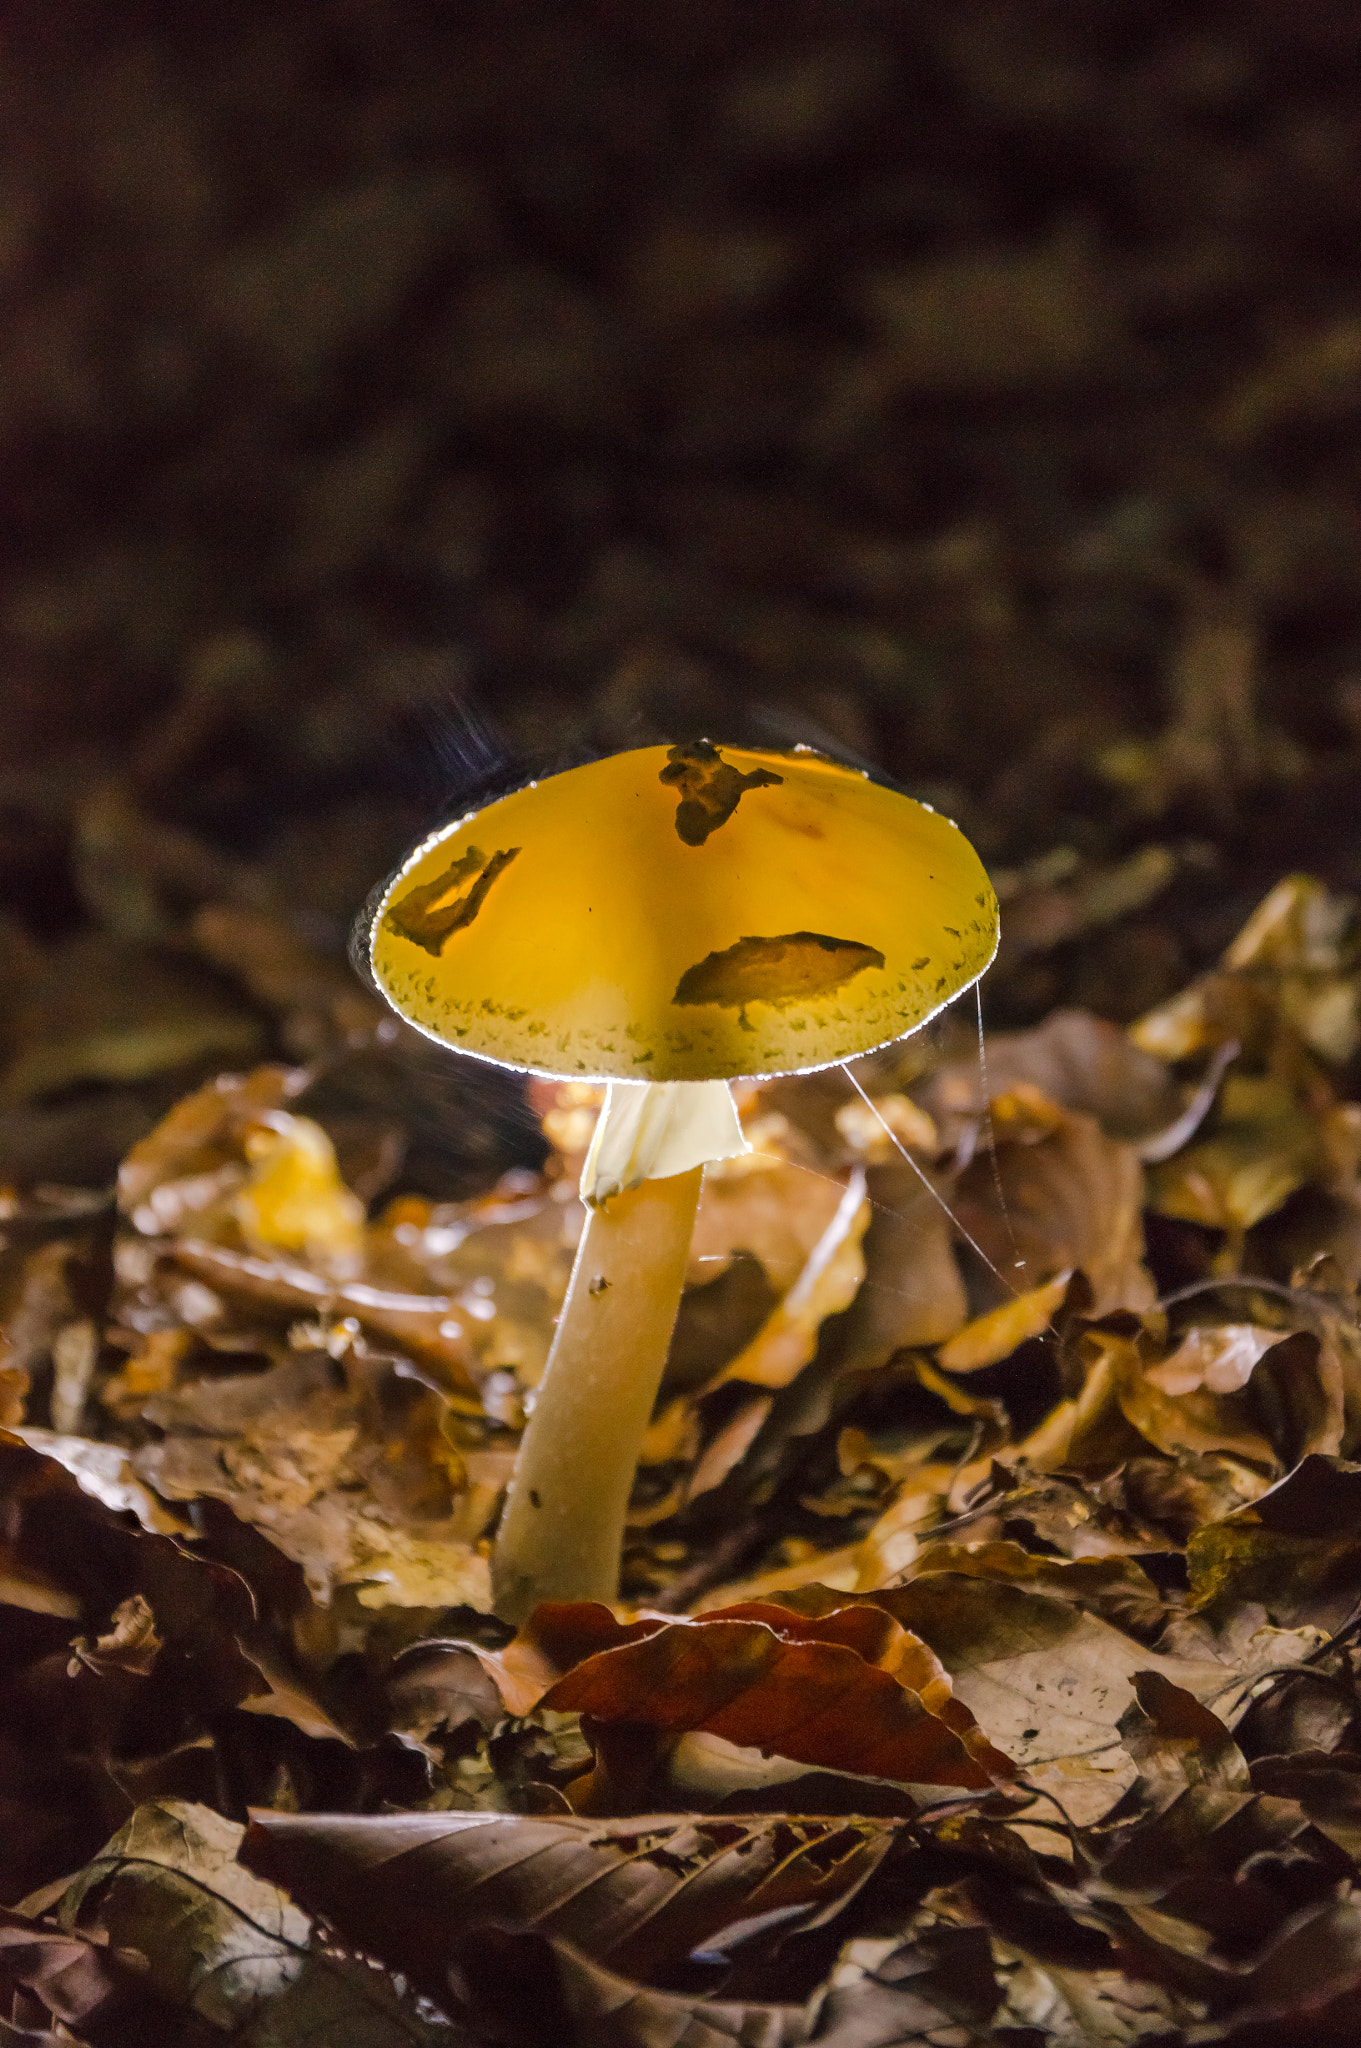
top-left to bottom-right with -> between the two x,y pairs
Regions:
1147,1072 -> 1327,1244
133,1348 -> 494,1606
1188,1454 -> 1361,1628
1118,1670 -> 1249,1811
911,1541 -> 1170,1641
688,1148 -> 852,1297
48,1798 -> 446,2043
762,1575 -> 1315,1792
1131,877 -> 1361,1077
949,1090 -> 1154,1317
1104,1322 -> 1341,1473
0,1904 -> 172,2043
242,1803 -> 905,2006
367,1175 -> 578,1394
703,1170 -> 869,1393
235,1111 -> 366,1272
449,1922 -> 821,2048
833,1092 -> 937,1162
1249,1752 -> 1361,1863
117,1064 -> 304,1231
461,1599 -> 1013,1799
684,1394 -> 774,1502
386,1638 -> 505,1744
833,1163 -> 969,1366
1147,1322 -> 1287,1396
0,1437 -> 272,1901
68,1594 -> 163,1682
9,1430 -> 190,1536
164,1239 -> 478,1391
923,1006 -> 1182,1144
937,1271 -> 1072,1373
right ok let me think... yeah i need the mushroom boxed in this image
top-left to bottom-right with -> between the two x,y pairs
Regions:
366,739 -> 998,1621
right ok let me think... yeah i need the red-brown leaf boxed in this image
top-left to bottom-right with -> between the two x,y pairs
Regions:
468,1599 -> 1012,1790
540,1615 -> 1012,1791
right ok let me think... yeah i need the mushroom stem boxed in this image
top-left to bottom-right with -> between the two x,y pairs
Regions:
492,1163 -> 703,1624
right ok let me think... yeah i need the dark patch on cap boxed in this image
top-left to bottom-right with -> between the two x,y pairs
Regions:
387,845 -> 520,955
659,740 -> 783,847
673,930 -> 885,1012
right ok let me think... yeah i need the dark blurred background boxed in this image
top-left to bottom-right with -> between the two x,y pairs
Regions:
4,0 -> 1361,1189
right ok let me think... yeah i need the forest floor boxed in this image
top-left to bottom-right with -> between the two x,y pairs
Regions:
7,4 -> 1361,2042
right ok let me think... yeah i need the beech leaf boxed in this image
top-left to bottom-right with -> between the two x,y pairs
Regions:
465,1599 -> 1013,1792
241,1805 -> 905,2002
47,1799 -> 446,2045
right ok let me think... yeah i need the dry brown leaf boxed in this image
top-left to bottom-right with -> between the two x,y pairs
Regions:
462,1598 -> 1013,1796
950,1089 -> 1154,1317
164,1239 -> 478,1392
691,1542 -> 871,1613
234,1111 -> 366,1272
1147,1322 -> 1287,1396
760,1575 -> 1317,1795
923,1006 -> 1182,1144
1187,1454 -> 1361,1629
132,1349 -> 494,1606
833,1091 -> 937,1162
242,1803 -> 904,2009
833,1165 -> 969,1372
117,1064 -> 303,1230
449,1923 -> 821,2048
684,1394 -> 774,1502
689,1150 -> 852,1297
937,1270 -> 1072,1373
365,1177 -> 577,1395
0,1903 -> 170,2043
8,1429 -> 190,1536
46,1798 -> 445,2044
910,1541 -> 1169,1640
0,1438 -> 273,1901
638,1395 -> 701,1470
1147,1072 -> 1329,1245
68,1593 -> 163,1681
1108,1322 -> 1344,1473
1118,1669 -> 1249,1812
1132,875 -> 1361,1067
702,1170 -> 869,1394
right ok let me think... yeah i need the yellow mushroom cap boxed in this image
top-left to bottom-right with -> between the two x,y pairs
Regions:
368,741 -> 998,1083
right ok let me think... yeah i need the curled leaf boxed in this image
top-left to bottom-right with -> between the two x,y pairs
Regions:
702,1170 -> 869,1394
466,1598 -> 1013,1794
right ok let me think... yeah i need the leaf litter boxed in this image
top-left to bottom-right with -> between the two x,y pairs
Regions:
12,0 -> 1361,2033
9,875 -> 1361,2039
